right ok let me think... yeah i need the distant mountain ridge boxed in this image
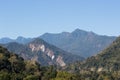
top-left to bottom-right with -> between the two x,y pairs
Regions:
3,38 -> 84,66
0,36 -> 33,44
0,37 -> 13,43
40,29 -> 116,58
0,29 -> 116,58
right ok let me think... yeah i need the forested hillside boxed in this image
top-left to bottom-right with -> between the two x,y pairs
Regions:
64,36 -> 120,80
0,46 -> 76,80
0,46 -> 42,80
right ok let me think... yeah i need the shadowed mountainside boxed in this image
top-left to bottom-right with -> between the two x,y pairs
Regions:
40,29 -> 116,58
3,38 -> 84,66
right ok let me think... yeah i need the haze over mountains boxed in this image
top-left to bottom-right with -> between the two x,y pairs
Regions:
0,36 -> 33,44
0,29 -> 116,58
41,29 -> 116,58
0,28 -> 120,79
2,38 -> 83,66
1,0 -> 120,79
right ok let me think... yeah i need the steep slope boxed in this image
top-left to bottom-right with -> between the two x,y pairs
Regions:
61,36 -> 120,80
4,38 -> 84,66
40,28 -> 116,58
66,36 -> 120,72
80,36 -> 120,71
0,46 -> 41,80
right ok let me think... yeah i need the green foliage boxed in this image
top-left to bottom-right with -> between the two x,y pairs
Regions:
0,46 -> 41,80
54,71 -> 76,80
61,36 -> 120,80
79,36 -> 120,71
23,75 -> 40,80
0,71 -> 10,80
41,66 -> 57,80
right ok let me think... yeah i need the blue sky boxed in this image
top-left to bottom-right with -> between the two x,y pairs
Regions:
0,0 -> 120,39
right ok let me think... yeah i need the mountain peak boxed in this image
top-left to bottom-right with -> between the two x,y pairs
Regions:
72,28 -> 88,33
30,38 -> 46,45
71,28 -> 88,37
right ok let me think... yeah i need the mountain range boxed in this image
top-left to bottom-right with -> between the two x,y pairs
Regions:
0,36 -> 33,44
0,29 -> 120,79
1,35 -> 120,79
2,38 -> 83,66
40,29 -> 116,58
0,29 -> 116,58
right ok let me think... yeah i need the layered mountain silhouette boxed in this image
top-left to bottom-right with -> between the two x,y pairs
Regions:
40,29 -> 116,58
0,29 -> 120,79
2,38 -> 83,66
0,36 -> 33,44
0,29 -> 116,58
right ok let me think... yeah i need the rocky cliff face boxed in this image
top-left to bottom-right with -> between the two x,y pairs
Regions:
29,43 -> 65,66
29,44 -> 45,52
56,56 -> 66,67
3,38 -> 83,66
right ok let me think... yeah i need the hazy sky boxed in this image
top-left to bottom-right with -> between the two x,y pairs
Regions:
0,0 -> 120,39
